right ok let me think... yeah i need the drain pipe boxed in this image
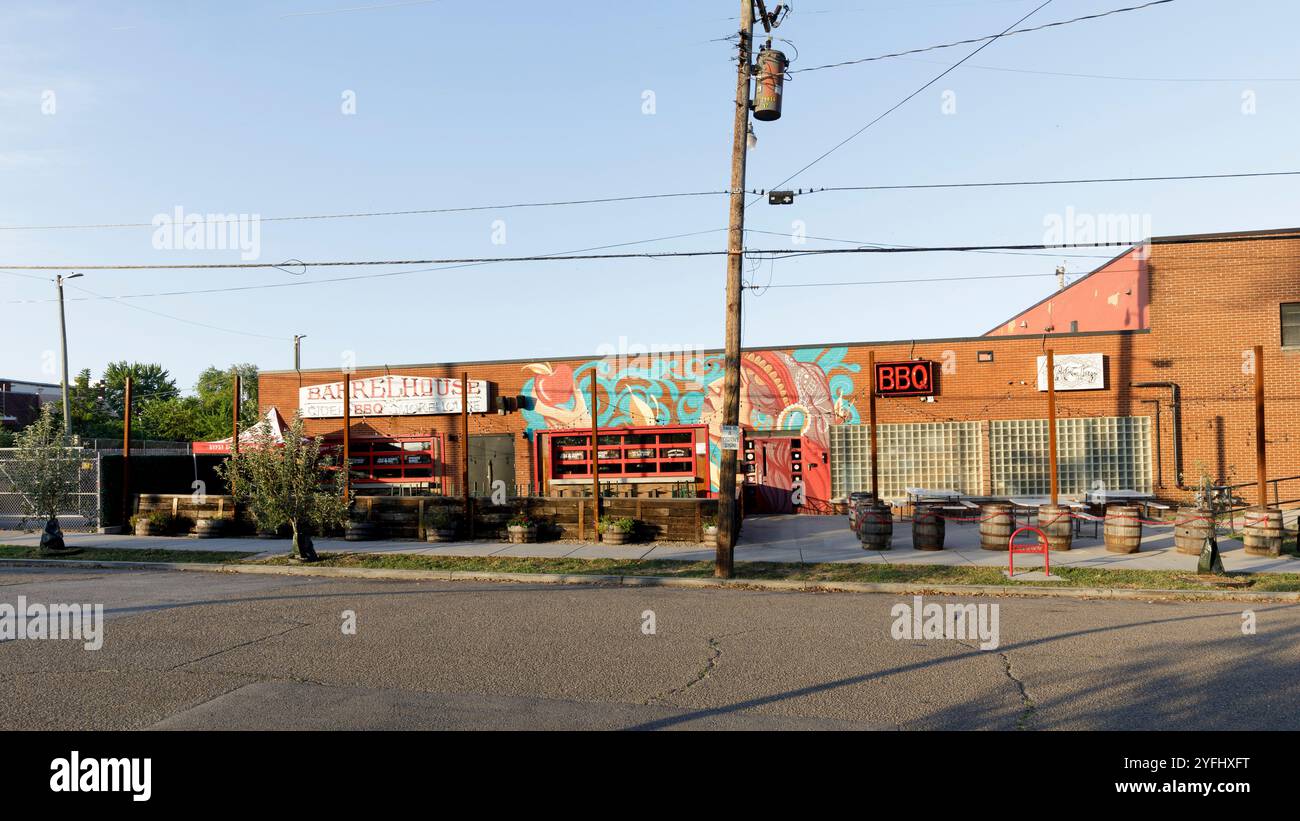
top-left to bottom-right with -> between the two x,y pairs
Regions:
1132,382 -> 1183,488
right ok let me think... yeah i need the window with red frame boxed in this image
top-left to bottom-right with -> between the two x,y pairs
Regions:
543,427 -> 698,480
325,436 -> 442,485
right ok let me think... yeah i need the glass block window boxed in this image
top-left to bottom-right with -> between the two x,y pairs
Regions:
990,416 -> 1151,496
830,421 -> 983,500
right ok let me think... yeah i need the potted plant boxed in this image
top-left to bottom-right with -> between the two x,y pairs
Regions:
194,517 -> 226,538
425,506 -> 459,542
701,516 -> 719,546
599,515 -> 636,545
507,511 -> 538,544
132,511 -> 172,537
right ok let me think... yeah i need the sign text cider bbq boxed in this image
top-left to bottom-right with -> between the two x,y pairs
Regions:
299,375 -> 489,418
873,360 -> 938,398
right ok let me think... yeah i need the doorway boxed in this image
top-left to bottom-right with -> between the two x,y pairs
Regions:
468,434 -> 516,496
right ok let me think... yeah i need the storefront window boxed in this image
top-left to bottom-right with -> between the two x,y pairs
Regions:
542,426 -> 699,481
328,436 -> 443,486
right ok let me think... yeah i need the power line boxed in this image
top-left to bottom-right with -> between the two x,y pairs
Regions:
742,228 -> 1113,259
0,227 -> 732,304
5,168 -> 1290,234
68,282 -> 288,342
757,0 -> 1060,199
786,170 -> 1300,195
790,0 -> 1177,74
5,231 -> 1297,273
0,191 -> 730,232
744,271 -> 1064,289
897,56 -> 1300,84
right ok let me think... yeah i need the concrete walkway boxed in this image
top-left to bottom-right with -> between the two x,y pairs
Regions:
4,510 -> 1298,574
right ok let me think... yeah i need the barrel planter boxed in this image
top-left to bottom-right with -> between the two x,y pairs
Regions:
1104,505 -> 1142,554
1174,506 -> 1214,556
134,519 -> 166,537
345,521 -> 379,541
858,501 -> 893,551
425,528 -> 458,543
601,530 -> 630,545
193,518 -> 225,539
1037,504 -> 1073,552
911,504 -> 945,551
979,503 -> 1013,551
701,525 -> 718,546
1243,508 -> 1283,557
507,525 -> 538,544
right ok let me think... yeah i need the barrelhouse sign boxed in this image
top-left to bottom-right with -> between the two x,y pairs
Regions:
300,375 -> 489,418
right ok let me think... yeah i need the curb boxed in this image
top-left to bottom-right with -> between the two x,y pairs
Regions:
3,557 -> 1299,602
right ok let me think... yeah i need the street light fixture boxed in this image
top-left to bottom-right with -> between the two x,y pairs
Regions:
294,334 -> 307,370
55,273 -> 83,437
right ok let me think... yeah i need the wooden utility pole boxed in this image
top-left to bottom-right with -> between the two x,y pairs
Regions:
462,371 -> 473,537
1254,344 -> 1267,509
342,372 -> 352,501
1046,348 -> 1059,505
120,377 -> 132,530
590,368 -> 601,539
867,351 -> 879,499
715,0 -> 755,579
230,370 -> 240,495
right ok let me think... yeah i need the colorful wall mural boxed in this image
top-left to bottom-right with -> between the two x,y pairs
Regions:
520,347 -> 860,505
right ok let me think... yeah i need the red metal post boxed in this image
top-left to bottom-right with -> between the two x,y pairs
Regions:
121,377 -> 132,529
590,368 -> 601,540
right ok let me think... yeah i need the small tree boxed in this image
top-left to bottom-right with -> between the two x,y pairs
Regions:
9,405 -> 79,553
216,413 -> 349,561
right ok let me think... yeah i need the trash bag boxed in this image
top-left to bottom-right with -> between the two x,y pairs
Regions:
39,516 -> 66,552
1198,532 -> 1225,575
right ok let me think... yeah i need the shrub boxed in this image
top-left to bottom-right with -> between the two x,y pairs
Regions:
426,506 -> 458,530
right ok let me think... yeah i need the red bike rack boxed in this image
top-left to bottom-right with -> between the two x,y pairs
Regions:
1008,526 -> 1050,577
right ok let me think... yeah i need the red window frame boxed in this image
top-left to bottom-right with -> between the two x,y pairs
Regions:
538,425 -> 702,482
324,434 -> 444,486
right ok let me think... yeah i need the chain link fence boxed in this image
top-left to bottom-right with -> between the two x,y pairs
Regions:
0,448 -> 101,533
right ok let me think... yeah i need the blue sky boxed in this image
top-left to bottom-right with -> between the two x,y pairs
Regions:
2,0 -> 1297,392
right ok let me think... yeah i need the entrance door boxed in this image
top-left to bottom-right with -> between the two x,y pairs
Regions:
468,434 -> 516,497
751,437 -> 796,514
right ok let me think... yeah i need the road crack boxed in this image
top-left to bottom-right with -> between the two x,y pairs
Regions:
645,630 -> 749,706
998,650 -> 1037,730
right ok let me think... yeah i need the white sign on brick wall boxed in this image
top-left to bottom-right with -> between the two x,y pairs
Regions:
1037,353 -> 1105,391
299,375 -> 489,417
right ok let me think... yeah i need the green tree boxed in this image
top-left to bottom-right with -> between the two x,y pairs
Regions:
102,361 -> 177,418
191,364 -> 260,440
215,414 -> 348,561
7,405 -> 80,553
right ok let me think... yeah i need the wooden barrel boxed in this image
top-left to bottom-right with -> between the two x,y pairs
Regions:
979,503 -> 1013,551
1173,506 -> 1213,555
1243,508 -> 1283,557
848,492 -> 873,533
193,518 -> 225,539
858,501 -> 893,551
911,504 -> 945,551
1037,504 -> 1073,551
1104,505 -> 1142,553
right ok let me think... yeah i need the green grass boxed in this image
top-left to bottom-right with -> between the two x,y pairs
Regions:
6,543 -> 1300,592
251,551 -> 1300,592
0,545 -> 257,564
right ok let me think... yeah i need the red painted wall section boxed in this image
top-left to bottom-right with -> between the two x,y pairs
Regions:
985,248 -> 1148,336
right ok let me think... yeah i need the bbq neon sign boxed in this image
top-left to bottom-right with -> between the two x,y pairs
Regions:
874,360 -> 938,397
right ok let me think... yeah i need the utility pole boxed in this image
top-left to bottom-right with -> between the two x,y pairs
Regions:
1046,348 -> 1059,505
715,0 -> 756,579
55,273 -> 83,436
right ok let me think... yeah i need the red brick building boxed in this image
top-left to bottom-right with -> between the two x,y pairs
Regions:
258,227 -> 1300,511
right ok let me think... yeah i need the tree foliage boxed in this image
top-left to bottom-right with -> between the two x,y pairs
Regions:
215,414 -> 350,561
8,405 -> 79,527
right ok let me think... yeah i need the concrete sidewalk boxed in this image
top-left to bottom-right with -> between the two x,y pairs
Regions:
4,511 -> 1298,573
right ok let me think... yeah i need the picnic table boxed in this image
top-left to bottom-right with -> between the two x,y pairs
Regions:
1008,495 -> 1091,535
1084,489 -> 1168,521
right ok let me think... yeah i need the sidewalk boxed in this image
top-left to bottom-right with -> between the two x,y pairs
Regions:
4,512 -> 1298,573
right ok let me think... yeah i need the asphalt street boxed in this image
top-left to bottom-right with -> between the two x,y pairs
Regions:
1,566 -> 1297,730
